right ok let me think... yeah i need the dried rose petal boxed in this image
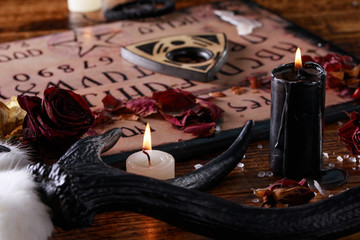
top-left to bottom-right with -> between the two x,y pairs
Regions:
337,112 -> 360,155
301,55 -> 314,62
183,122 -> 216,137
152,88 -> 196,111
197,100 -> 224,122
209,91 -> 226,98
344,65 -> 360,77
118,113 -> 139,121
346,78 -> 360,88
272,186 -> 315,206
102,94 -> 124,111
253,188 -> 272,198
249,76 -> 262,89
353,88 -> 360,99
160,109 -> 197,127
267,178 -> 307,191
125,97 -> 158,117
254,178 -> 314,208
232,86 -> 247,95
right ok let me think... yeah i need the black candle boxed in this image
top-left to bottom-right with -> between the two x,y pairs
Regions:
269,48 -> 326,179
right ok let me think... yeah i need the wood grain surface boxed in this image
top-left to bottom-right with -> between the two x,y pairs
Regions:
0,0 -> 360,239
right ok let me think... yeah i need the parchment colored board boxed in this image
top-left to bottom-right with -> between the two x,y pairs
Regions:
0,1 -> 358,163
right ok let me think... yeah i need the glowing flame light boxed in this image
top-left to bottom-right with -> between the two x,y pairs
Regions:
294,47 -> 302,70
143,123 -> 152,151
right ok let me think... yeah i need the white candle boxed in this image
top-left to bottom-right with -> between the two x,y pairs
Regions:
126,150 -> 175,180
67,0 -> 102,12
126,123 -> 175,180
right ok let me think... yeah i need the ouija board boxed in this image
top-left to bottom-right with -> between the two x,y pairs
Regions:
0,1 -> 359,163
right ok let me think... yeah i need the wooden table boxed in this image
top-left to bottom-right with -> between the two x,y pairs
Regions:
1,0 -> 360,239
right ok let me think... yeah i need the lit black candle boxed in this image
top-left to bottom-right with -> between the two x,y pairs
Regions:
269,48 -> 326,179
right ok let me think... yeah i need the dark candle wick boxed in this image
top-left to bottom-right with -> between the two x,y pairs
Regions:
142,149 -> 151,165
296,67 -> 301,79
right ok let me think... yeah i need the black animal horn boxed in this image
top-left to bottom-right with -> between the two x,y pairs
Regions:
167,120 -> 254,190
28,120 -> 360,239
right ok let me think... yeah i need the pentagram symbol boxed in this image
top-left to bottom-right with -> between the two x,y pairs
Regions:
49,29 -> 121,58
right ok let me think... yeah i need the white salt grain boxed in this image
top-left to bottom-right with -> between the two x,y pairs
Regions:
350,157 -> 357,163
251,198 -> 260,203
257,171 -> 266,177
352,167 -> 357,170
194,164 -> 203,169
323,152 -> 329,158
257,144 -> 263,149
266,171 -> 273,177
328,163 -> 335,168
337,156 -> 344,162
337,121 -> 344,126
237,163 -> 245,168
328,194 -> 334,197
344,155 -> 350,159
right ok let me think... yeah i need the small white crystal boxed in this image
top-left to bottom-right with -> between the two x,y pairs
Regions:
194,164 -> 203,169
352,167 -> 357,170
214,125 -> 221,132
337,121 -> 344,126
328,163 -> 335,168
337,156 -> 344,162
344,155 -> 350,159
251,198 -> 260,203
257,171 -> 266,178
323,152 -> 329,158
243,154 -> 246,159
266,171 -> 273,177
257,144 -> 263,149
350,157 -> 357,163
328,194 -> 334,197
214,10 -> 262,36
237,162 -> 245,168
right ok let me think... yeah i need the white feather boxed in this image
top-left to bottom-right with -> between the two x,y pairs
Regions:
0,143 -> 31,170
0,169 -> 54,240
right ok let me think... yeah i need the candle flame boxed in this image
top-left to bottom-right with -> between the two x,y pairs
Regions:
294,47 -> 302,70
143,123 -> 152,151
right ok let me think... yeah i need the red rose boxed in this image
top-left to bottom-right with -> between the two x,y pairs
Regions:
18,87 -> 95,157
337,112 -> 360,155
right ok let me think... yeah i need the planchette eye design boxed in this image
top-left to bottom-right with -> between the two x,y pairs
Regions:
121,33 -> 228,82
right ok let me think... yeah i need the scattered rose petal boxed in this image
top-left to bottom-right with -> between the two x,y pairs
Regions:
197,100 -> 224,122
232,86 -> 247,95
152,88 -> 196,111
337,112 -> 360,154
125,97 -> 158,117
254,178 -> 315,208
209,91 -> 226,98
249,76 -> 262,89
118,113 -> 139,121
183,122 -> 216,137
102,94 -> 125,111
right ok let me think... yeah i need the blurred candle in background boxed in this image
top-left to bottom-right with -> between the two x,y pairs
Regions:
67,0 -> 102,12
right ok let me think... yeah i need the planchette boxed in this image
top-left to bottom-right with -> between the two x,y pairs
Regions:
121,33 -> 228,82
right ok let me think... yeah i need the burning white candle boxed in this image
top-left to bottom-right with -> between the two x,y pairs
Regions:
67,0 -> 102,12
126,123 -> 175,180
